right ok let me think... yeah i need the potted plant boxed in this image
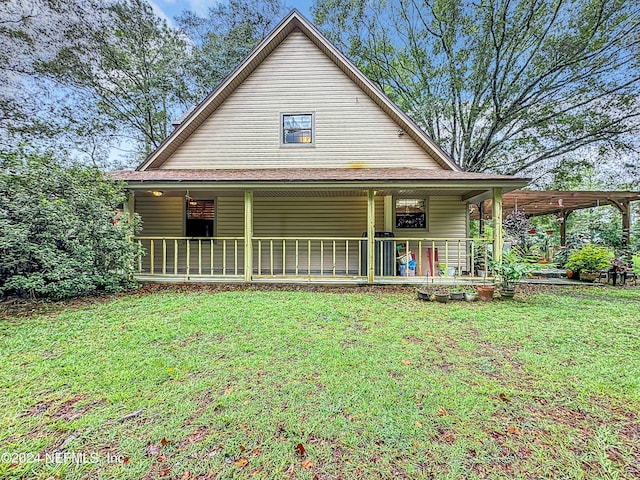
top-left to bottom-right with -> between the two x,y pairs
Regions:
474,243 -> 492,277
489,251 -> 531,299
434,288 -> 449,303
565,244 -> 612,282
417,288 -> 432,301
464,288 -> 478,302
450,286 -> 465,301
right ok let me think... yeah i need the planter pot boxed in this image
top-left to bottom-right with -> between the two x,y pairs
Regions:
500,288 -> 516,300
579,272 -> 597,283
476,269 -> 487,278
450,292 -> 465,301
417,290 -> 431,301
565,269 -> 576,279
464,292 -> 478,302
435,293 -> 449,303
476,285 -> 495,301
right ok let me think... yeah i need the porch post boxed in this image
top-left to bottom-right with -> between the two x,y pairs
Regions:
492,187 -> 503,263
123,191 -> 135,224
244,189 -> 253,282
367,189 -> 376,283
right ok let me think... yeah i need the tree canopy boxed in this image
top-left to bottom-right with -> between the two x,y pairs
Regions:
313,0 -> 640,177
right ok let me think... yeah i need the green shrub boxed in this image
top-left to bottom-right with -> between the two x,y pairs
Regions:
565,244 -> 612,273
489,251 -> 531,289
0,148 -> 142,299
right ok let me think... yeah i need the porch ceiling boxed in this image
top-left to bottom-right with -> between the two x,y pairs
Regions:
133,188 -> 494,198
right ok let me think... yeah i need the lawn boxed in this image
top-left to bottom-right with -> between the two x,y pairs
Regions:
0,285 -> 639,479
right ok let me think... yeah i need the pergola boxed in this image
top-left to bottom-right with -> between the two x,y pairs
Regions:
471,190 -> 640,247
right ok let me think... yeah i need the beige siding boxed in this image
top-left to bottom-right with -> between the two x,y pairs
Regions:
393,196 -> 468,275
252,196 -> 382,275
136,196 -> 183,236
134,195 -> 470,276
160,31 -> 439,170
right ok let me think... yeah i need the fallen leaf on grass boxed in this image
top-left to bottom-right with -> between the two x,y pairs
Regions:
147,444 -> 161,456
250,467 -> 264,475
122,456 -> 130,465
415,421 -> 423,428
401,359 -> 412,365
295,443 -> 306,456
507,426 -> 523,435
235,457 -> 248,468
239,445 -> 246,452
498,393 -> 510,403
437,408 -> 448,416
251,448 -> 262,456
159,467 -> 171,476
180,472 -> 191,480
157,454 -> 166,463
301,459 -> 313,469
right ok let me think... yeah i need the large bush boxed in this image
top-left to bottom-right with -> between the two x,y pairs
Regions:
0,148 -> 141,299
565,244 -> 612,274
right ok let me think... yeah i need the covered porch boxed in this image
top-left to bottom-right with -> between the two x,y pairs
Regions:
116,168 -> 527,284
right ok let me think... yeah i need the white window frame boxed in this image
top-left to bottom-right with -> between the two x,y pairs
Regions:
280,112 -> 315,147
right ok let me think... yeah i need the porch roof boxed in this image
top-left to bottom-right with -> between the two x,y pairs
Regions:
109,167 -> 528,189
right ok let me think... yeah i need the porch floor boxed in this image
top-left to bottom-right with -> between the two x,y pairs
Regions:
133,274 -> 589,286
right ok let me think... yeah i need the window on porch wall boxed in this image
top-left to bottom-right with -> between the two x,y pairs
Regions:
395,198 -> 427,229
186,200 -> 215,237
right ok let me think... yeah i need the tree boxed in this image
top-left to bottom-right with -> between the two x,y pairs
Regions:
177,0 -> 287,100
0,147 -> 141,299
313,0 -> 640,175
38,0 -> 192,157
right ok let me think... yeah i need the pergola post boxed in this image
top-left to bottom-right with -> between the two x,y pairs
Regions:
477,202 -> 485,235
621,202 -> 631,249
609,200 -> 632,249
492,188 -> 503,263
244,189 -> 253,282
367,189 -> 376,283
559,210 -> 570,246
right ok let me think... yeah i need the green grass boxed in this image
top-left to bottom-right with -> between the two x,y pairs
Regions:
0,285 -> 639,479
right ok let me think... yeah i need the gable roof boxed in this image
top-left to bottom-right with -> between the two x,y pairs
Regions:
136,9 -> 461,172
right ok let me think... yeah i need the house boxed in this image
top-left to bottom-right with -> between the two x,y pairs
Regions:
110,10 -> 528,284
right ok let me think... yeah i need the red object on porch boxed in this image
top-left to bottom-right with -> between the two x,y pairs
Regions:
422,247 -> 439,276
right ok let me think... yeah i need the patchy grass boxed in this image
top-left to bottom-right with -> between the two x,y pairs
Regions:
0,284 -> 639,479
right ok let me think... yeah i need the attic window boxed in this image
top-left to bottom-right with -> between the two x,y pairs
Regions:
282,113 -> 314,145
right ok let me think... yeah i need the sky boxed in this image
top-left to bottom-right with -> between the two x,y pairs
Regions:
149,0 -> 314,25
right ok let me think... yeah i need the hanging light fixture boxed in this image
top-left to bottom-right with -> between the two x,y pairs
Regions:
151,190 -> 163,197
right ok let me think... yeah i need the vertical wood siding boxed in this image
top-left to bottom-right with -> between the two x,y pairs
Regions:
160,31 -> 439,170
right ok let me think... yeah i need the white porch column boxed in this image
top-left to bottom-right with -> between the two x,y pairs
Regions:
367,189 -> 376,283
244,189 -> 253,282
492,187 -> 503,263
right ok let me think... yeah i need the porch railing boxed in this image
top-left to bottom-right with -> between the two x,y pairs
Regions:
134,237 -> 244,277
133,236 -> 491,280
